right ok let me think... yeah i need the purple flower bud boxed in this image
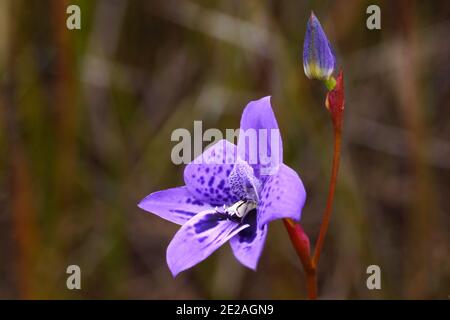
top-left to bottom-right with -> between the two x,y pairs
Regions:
303,12 -> 335,80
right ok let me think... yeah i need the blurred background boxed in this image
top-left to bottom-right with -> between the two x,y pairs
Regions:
0,0 -> 449,299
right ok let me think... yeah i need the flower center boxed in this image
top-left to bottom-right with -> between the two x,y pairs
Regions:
225,199 -> 257,221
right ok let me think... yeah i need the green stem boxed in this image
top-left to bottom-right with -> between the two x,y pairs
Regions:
324,76 -> 336,91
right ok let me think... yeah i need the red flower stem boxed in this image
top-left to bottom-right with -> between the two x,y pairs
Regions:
283,219 -> 317,299
306,271 -> 317,300
312,125 -> 342,267
284,71 -> 344,299
283,125 -> 341,299
284,125 -> 341,299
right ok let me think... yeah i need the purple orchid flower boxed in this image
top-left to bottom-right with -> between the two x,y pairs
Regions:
138,96 -> 306,276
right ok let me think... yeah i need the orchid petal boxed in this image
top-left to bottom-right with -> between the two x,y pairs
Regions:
138,186 -> 212,225
184,139 -> 239,206
237,96 -> 283,178
230,210 -> 268,270
167,209 -> 249,276
257,164 -> 306,228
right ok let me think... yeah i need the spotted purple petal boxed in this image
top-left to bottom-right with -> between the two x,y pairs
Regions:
166,209 -> 249,276
257,164 -> 306,228
237,96 -> 283,178
229,210 -> 268,270
184,139 -> 239,206
138,186 -> 213,225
